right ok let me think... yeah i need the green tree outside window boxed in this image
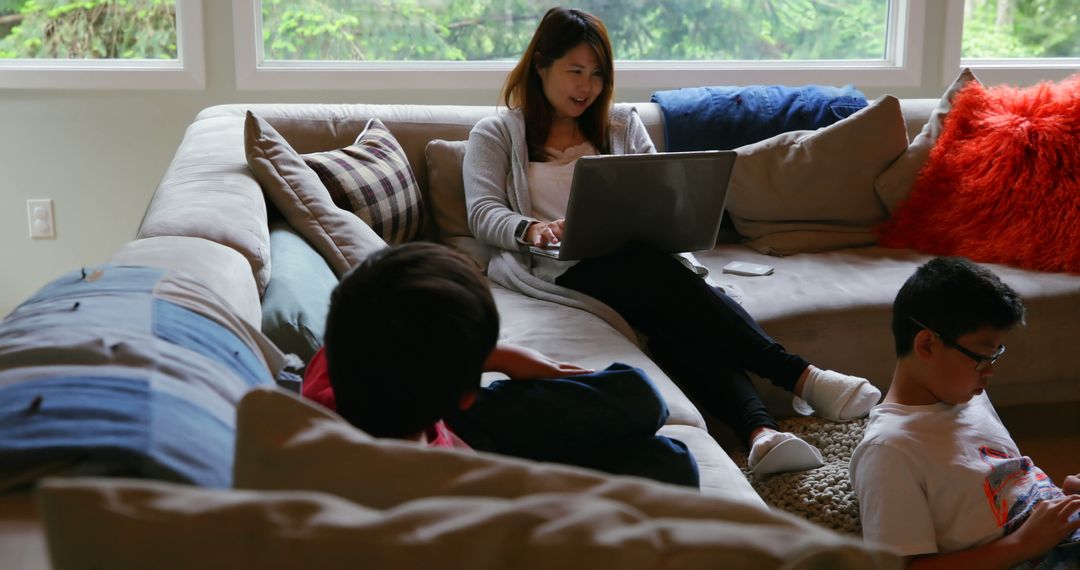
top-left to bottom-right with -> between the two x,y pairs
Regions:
0,0 -> 177,60
2,1 -> 1078,62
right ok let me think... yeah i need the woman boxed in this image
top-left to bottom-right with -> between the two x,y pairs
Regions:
463,7 -> 879,475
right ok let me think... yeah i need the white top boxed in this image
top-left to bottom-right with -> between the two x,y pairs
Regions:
527,141 -> 597,222
850,392 -> 1065,556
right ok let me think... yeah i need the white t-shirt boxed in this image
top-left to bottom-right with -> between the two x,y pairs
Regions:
850,393 -> 1066,557
527,141 -> 597,222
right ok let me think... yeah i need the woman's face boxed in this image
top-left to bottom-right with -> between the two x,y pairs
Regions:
536,42 -> 604,121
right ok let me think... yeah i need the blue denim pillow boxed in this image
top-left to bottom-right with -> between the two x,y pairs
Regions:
651,84 -> 868,152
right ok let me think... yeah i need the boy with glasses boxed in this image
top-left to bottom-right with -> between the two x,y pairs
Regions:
850,257 -> 1080,569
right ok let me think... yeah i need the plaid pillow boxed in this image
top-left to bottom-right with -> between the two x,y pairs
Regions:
303,118 -> 424,244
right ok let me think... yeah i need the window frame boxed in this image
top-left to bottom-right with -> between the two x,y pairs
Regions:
941,1 -> 1080,85
0,0 -> 204,90
234,0 -> 927,91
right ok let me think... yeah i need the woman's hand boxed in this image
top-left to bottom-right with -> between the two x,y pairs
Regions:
1064,474 -> 1080,495
525,219 -> 565,248
484,342 -> 593,380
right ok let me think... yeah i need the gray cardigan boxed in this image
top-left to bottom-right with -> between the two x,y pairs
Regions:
463,105 -> 655,341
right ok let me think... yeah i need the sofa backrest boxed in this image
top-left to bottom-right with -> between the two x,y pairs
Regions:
196,100 -> 936,202
138,99 -> 939,298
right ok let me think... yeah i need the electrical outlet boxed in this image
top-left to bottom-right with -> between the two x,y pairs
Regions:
27,199 -> 55,239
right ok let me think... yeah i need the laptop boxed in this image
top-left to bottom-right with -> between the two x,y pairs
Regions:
529,150 -> 736,261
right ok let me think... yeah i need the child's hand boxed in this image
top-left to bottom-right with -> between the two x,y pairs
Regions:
1010,496 -> 1080,558
485,343 -> 594,380
1064,474 -> 1080,496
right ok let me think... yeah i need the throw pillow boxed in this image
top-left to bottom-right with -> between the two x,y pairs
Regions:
245,111 -> 388,277
303,118 -> 425,245
874,68 -> 980,213
425,139 -> 471,238
878,75 -> 1080,274
260,220 -> 337,363
725,95 -> 909,255
424,139 -> 492,270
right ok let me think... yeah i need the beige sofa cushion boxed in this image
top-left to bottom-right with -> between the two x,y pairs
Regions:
137,116 -> 273,296
425,139 -> 470,238
245,111 -> 388,277
425,138 -> 492,269
726,96 -> 909,255
38,473 -> 899,570
696,245 -> 1080,417
111,236 -> 261,329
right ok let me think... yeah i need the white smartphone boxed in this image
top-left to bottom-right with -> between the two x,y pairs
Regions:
721,261 -> 775,276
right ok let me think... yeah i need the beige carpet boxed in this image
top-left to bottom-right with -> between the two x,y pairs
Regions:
731,416 -> 867,536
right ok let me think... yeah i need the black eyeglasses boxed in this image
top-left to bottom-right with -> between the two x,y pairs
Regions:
909,317 -> 1006,372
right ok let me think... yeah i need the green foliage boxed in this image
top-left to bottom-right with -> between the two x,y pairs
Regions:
0,0 -> 26,14
3,0 -> 1079,63
259,0 -> 892,62
0,0 -> 176,59
963,0 -> 1080,58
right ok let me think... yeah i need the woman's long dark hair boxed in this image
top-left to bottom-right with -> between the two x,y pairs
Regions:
501,7 -> 614,161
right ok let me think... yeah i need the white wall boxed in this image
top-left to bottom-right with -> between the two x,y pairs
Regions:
0,1 -> 1053,315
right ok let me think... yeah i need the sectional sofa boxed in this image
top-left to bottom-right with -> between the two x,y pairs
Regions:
1,93 -> 1078,569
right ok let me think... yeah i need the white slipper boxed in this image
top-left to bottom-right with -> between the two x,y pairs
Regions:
794,367 -> 881,421
750,437 -> 824,476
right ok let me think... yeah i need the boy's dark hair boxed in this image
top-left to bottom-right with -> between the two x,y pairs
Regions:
323,242 -> 499,438
892,257 -> 1026,357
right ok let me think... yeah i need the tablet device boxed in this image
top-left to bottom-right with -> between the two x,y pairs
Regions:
530,150 -> 736,261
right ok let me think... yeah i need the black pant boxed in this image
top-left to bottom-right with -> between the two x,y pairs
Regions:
446,363 -> 699,488
556,249 -> 809,446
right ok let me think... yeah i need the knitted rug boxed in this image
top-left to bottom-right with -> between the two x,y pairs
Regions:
730,416 -> 867,536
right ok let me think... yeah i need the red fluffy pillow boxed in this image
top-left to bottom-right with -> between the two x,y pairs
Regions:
878,75 -> 1080,274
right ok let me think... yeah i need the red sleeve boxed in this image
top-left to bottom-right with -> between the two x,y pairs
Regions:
301,347 -> 336,411
426,420 -> 472,451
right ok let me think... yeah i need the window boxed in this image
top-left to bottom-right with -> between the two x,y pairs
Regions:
940,0 -> 1080,86
961,0 -> 1080,59
238,0 -> 924,90
260,0 -> 890,62
0,0 -> 203,89
0,0 -> 177,60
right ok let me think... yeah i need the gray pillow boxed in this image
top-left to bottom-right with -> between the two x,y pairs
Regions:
260,220 -> 337,363
424,139 -> 492,270
874,68 -> 979,213
725,96 -> 909,255
245,111 -> 388,277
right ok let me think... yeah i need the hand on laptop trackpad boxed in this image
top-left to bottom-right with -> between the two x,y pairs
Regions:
529,243 -> 561,258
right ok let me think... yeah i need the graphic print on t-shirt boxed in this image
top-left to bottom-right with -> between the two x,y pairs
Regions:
980,445 -> 1060,533
979,445 -> 1080,569
980,445 -> 1058,533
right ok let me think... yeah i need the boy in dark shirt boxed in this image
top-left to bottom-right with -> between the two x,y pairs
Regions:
303,242 -> 698,487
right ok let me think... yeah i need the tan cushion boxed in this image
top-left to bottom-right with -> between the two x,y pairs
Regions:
875,69 -> 980,213
425,139 -> 492,269
425,139 -> 470,237
110,236 -> 262,329
725,96 -> 909,255
303,118 -> 425,244
37,472 -> 898,569
696,244 -> 1080,415
232,388 -> 764,513
137,116 -> 273,296
244,111 -> 387,277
